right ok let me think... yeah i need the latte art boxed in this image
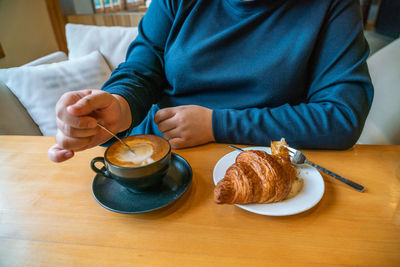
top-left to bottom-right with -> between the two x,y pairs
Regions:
117,143 -> 155,166
106,135 -> 170,168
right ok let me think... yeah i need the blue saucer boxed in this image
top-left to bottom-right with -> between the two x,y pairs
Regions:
92,153 -> 192,214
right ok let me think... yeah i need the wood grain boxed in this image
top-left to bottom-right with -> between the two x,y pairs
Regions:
66,13 -> 145,27
0,42 -> 5,59
0,136 -> 399,266
44,0 -> 67,53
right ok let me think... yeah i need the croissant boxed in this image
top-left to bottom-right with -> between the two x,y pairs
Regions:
214,139 -> 302,204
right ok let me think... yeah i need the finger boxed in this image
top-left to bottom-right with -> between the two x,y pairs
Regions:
56,95 -> 98,130
168,137 -> 187,149
161,127 -> 181,141
57,112 -> 98,129
56,130 -> 92,150
156,117 -> 178,133
48,144 -> 75,162
57,119 -> 100,138
67,91 -> 114,116
154,108 -> 176,124
57,89 -> 94,109
56,91 -> 99,129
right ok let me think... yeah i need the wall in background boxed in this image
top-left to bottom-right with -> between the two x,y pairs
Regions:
0,0 -> 58,68
73,0 -> 94,14
59,0 -> 94,15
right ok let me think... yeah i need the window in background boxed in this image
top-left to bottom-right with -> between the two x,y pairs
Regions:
93,0 -> 146,13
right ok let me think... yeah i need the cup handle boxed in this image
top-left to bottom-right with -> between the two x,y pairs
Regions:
90,157 -> 111,178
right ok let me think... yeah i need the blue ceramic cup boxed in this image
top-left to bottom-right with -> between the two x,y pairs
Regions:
91,135 -> 171,191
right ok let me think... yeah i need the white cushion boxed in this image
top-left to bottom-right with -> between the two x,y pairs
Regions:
66,23 -> 138,70
358,37 -> 400,145
0,51 -> 111,136
23,51 -> 68,67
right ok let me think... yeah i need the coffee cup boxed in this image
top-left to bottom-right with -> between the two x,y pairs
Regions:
91,134 -> 171,191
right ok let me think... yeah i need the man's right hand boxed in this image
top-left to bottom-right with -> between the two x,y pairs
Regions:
48,89 -> 131,163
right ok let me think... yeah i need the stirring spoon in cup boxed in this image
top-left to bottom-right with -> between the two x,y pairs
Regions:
97,123 -> 136,155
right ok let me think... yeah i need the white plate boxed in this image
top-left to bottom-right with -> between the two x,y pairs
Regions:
213,147 -> 325,216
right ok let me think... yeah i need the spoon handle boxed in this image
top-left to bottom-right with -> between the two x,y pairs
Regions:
228,145 -> 244,152
97,123 -> 135,155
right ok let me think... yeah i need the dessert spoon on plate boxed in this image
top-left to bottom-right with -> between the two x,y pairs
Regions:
228,145 -> 244,151
283,145 -> 364,192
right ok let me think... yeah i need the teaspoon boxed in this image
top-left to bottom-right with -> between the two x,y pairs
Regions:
97,123 -> 135,155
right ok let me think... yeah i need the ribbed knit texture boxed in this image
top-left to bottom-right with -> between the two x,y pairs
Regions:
102,0 -> 373,149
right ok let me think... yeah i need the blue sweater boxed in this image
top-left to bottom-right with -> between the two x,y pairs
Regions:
102,0 -> 373,149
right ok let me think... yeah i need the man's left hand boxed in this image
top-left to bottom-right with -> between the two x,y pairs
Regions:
154,105 -> 215,149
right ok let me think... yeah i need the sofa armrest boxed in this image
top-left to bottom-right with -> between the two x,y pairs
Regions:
23,51 -> 68,67
0,81 -> 42,135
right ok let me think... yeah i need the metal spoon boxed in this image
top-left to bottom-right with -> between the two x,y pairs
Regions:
228,145 -> 244,152
97,123 -> 135,155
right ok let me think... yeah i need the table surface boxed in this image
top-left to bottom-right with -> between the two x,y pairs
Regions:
0,136 -> 399,266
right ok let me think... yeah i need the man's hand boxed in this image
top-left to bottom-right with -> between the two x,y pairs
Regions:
48,89 -> 131,162
154,105 -> 215,149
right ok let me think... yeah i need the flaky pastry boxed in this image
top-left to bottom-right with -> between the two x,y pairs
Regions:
214,139 -> 303,204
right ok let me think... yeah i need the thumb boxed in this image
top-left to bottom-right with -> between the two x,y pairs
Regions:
67,91 -> 113,116
48,144 -> 75,162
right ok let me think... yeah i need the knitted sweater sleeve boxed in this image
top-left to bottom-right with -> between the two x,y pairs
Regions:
212,0 -> 373,149
101,0 -> 175,136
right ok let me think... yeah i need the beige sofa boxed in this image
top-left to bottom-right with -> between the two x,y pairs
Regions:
357,36 -> 400,145
1,24 -> 399,145
0,24 -> 138,136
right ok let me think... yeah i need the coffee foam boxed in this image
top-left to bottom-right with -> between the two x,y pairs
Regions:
117,143 -> 155,166
106,135 -> 169,168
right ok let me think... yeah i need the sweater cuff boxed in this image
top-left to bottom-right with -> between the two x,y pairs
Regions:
212,109 -> 230,143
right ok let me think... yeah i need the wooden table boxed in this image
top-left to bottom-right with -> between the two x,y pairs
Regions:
0,136 -> 399,266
